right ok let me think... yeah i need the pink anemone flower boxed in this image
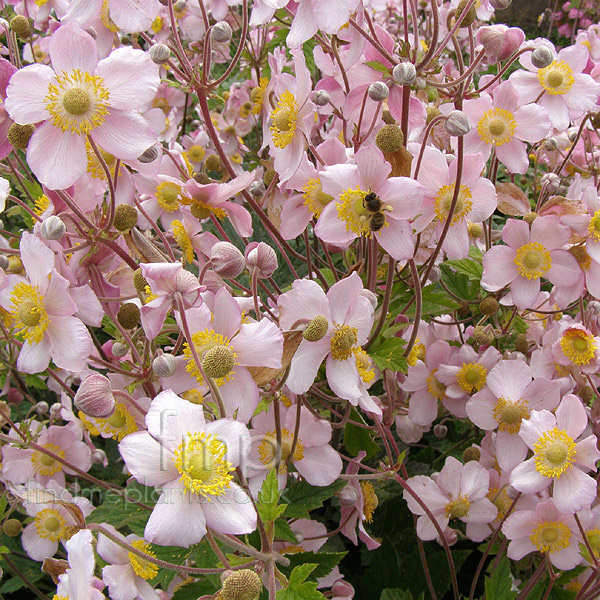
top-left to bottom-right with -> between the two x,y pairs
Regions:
4,22 -> 159,189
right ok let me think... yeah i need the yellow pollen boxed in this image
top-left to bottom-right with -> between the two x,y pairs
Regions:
329,324 -> 358,360
538,60 -> 575,95
151,16 -> 163,34
35,508 -> 66,541
477,107 -> 517,146
355,348 -> 375,385
530,521 -> 571,553
85,141 -> 120,180
303,178 -> 333,217
31,443 -> 65,476
336,187 -> 389,237
100,0 -> 119,32
251,78 -> 269,114
456,362 -> 487,393
10,282 -> 49,344
186,145 -> 206,163
175,431 -> 234,498
360,482 -> 378,523
172,220 -> 194,264
489,487 -> 513,519
91,402 -> 137,441
492,397 -> 530,434
569,245 -> 592,271
183,329 -> 238,386
407,339 -> 426,366
514,242 -> 552,279
128,539 -> 159,580
270,90 -> 299,149
155,181 -> 182,212
34,194 -> 50,216
559,329 -> 597,365
258,427 -> 304,472
589,211 -> 600,241
427,369 -> 446,400
434,184 -> 473,224
446,496 -> 470,519
533,428 -> 576,478
45,69 -> 110,134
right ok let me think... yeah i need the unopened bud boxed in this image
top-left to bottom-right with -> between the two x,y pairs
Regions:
531,46 -> 554,69
221,569 -> 263,600
428,266 -> 441,283
433,424 -> 448,438
2,519 -> 22,537
211,21 -> 232,43
0,255 -> 7,271
514,333 -> 528,354
392,62 -> 416,85
153,353 -> 177,378
463,447 -> 481,462
544,137 -> 558,151
205,154 -> 222,172
541,172 -> 560,192
375,124 -> 404,153
10,15 -> 31,40
455,0 -> 476,27
7,123 -> 35,149
445,111 -> 471,136
210,241 -> 245,278
113,205 -> 138,232
479,296 -> 499,315
117,303 -> 140,329
313,90 -> 330,106
473,326 -> 494,346
589,300 -> 600,315
368,81 -> 389,101
92,449 -> 106,464
50,402 -> 62,418
303,315 -> 329,342
339,484 -> 359,506
35,401 -> 49,415
74,373 -> 115,418
567,129 -> 579,143
40,216 -> 66,241
112,342 -> 129,358
245,242 -> 277,278
138,145 -> 160,163
413,77 -> 426,90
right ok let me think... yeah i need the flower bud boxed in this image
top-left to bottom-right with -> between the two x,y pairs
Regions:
368,81 -> 389,101
74,373 -> 115,418
117,303 -> 140,329
2,519 -> 22,537
433,424 -> 448,438
138,145 -> 161,163
40,216 -> 66,241
205,154 -> 222,172
211,21 -> 232,43
50,402 -> 62,418
477,25 -> 524,63
35,401 -> 49,415
473,326 -> 494,346
544,137 -> 558,151
428,266 -> 441,283
112,342 -> 129,358
221,569 -> 263,600
10,15 -> 31,40
479,296 -> 499,315
468,223 -> 483,238
245,242 -> 277,278
339,484 -> 360,506
589,300 -> 600,315
113,204 -> 138,232
392,62 -> 417,85
445,110 -> 471,136
541,172 -> 560,193
313,89 -> 330,106
463,447 -> 481,462
375,124 -> 404,153
0,255 -> 7,271
455,0 -> 476,27
413,77 -> 426,90
531,46 -> 554,69
210,241 -> 245,278
7,123 -> 35,149
514,333 -> 529,354
153,353 -> 177,378
92,449 -> 106,464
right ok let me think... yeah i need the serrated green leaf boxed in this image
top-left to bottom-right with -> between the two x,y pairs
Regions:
258,469 -> 286,523
484,556 -> 517,600
344,408 -> 380,459
282,480 -> 345,519
172,580 -> 218,600
364,60 -> 390,75
275,518 -> 299,544
283,551 -> 346,580
87,486 -> 153,535
369,337 -> 408,373
277,564 -> 325,599
444,256 -> 483,281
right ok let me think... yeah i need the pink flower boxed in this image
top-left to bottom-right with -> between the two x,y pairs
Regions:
551,322 -> 600,374
477,25 -> 525,63
482,217 -> 580,310
502,500 -> 583,570
466,359 -> 562,471
510,394 -> 600,513
315,145 -> 424,261
0,233 -> 93,373
4,22 -> 159,189
510,42 -> 600,131
64,0 -> 161,34
461,81 -> 552,174
119,390 -> 256,547
403,457 -> 497,541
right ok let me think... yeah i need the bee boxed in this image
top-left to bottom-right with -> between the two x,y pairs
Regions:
369,211 -> 386,232
363,191 -> 386,232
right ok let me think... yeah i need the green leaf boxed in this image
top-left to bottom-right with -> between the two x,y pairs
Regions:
369,337 -> 408,373
172,580 -> 218,600
484,556 -> 517,600
87,485 -> 153,535
257,469 -> 287,523
283,551 -> 347,580
151,545 -> 194,588
277,564 -> 325,600
344,408 -> 380,458
275,518 -> 299,544
282,480 -> 345,519
364,60 -> 390,75
444,256 -> 483,281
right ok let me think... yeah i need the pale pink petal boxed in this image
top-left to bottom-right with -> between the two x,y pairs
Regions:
530,216 -> 570,249
506,536 -> 536,561
202,483 -> 257,535
44,272 -> 77,316
376,219 -> 415,261
286,0 -> 318,47
510,276 -> 540,310
463,498 -> 497,523
547,251 -> 582,287
495,140 -> 529,174
286,338 -> 330,395
46,315 -> 92,372
510,458 -> 549,494
103,564 -> 139,600
225,202 -> 253,237
296,445 -> 343,486
486,359 -> 531,400
465,389 -> 497,430
403,476 -> 448,515
233,319 -> 283,368
496,430 -> 528,472
553,468 -> 596,513
408,389 -> 438,426
563,75 -> 600,111
380,177 -> 423,220
460,461 -> 490,500
119,431 -> 178,487
436,456 -> 463,496
4,64 -> 54,124
555,394 -> 588,440
278,279 -> 331,330
19,232 -> 55,290
326,355 -> 362,400
92,110 -> 156,160
17,338 -> 51,374
575,436 -> 600,471
108,0 -> 160,33
22,524 -> 58,561
482,246 -> 518,289
326,272 -> 363,323
519,410 -> 556,448
514,104 -> 552,142
218,367 -> 259,423
355,145 -> 390,192
551,545 -> 583,571
203,419 -> 250,468
49,23 -> 99,74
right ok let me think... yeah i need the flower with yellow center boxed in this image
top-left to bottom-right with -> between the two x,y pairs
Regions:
174,431 -> 234,498
303,178 -> 333,217
155,181 -> 183,212
270,90 -> 299,149
85,142 -> 121,180
34,194 -> 50,216
9,282 -> 49,344
588,210 -> 600,242
533,428 -> 576,478
258,427 -> 304,472
492,397 -> 530,434
183,330 -> 238,386
251,78 -> 269,114
354,348 -> 375,386
184,144 -> 206,165
128,539 -> 159,580
31,443 -> 65,476
537,60 -> 575,96
456,362 -> 487,394
90,402 -> 137,441
336,187 -> 392,237
329,324 -> 358,361
559,327 -> 597,366
360,482 -> 378,523
445,495 -> 470,519
514,242 -> 552,279
427,369 -> 447,400
407,339 -> 426,366
172,220 -> 194,264
477,108 -> 517,146
434,183 -> 473,225
34,508 -> 66,541
530,520 -> 571,553
45,69 -> 110,135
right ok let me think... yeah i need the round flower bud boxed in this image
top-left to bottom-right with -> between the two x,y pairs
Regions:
413,77 -> 426,90
10,15 -> 31,40
531,46 -> 554,69
0,255 -> 7,271
35,401 -> 49,415
74,373 -> 115,418
210,241 -> 245,278
523,212 -> 537,225
339,484 -> 360,506
111,342 -> 129,357
211,21 -> 233,43
473,326 -> 494,346
50,402 -> 62,418
426,107 -> 441,123
468,223 -> 483,238
113,204 -> 138,232
202,345 -> 236,379
117,303 -> 141,329
428,266 -> 441,283
541,172 -> 560,193
433,424 -> 448,438
463,447 -> 481,462
375,124 -> 404,153
40,216 -> 66,241
544,137 -> 558,151
2,519 -> 22,537
138,145 -> 160,163
92,449 -> 106,464
477,25 -> 525,64
153,353 -> 177,378
303,315 -> 329,342
445,110 -> 471,136
514,333 -> 529,354
221,569 -> 263,600
588,300 -> 600,315
479,296 -> 498,315
490,0 -> 512,8
392,62 -> 417,86
148,44 -> 171,65
245,242 -> 277,279
313,89 -> 330,106
7,123 -> 35,149
368,81 -> 389,102
133,269 -> 149,293
455,0 -> 476,27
